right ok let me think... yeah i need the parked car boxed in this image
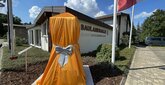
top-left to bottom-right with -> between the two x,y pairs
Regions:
145,37 -> 165,46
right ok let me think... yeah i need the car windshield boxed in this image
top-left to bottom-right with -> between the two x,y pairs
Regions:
151,38 -> 161,41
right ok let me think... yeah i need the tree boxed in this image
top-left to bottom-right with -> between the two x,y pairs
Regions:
137,22 -> 141,31
23,22 -> 32,25
13,16 -> 22,24
0,13 -> 7,23
132,25 -> 137,43
136,22 -> 142,42
0,13 -> 23,37
140,9 -> 165,41
0,14 -> 7,37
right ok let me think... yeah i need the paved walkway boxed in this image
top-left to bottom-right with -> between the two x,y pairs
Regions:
125,46 -> 165,85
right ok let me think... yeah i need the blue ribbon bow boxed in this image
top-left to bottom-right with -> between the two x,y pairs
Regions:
55,45 -> 73,67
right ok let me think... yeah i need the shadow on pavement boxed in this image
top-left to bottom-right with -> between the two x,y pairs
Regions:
135,44 -> 147,48
130,65 -> 165,70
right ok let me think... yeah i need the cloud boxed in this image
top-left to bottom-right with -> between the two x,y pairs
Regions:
108,4 -> 113,11
29,6 -> 41,19
95,11 -> 106,17
134,9 -> 157,19
64,0 -> 106,17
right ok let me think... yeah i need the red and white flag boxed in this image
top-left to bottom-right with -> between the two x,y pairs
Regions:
118,0 -> 141,11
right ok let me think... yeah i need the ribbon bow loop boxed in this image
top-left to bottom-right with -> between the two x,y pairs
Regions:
55,45 -> 73,67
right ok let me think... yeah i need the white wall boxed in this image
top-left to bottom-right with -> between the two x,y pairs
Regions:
28,19 -> 112,53
99,16 -> 130,45
28,19 -> 49,51
79,20 -> 112,53
119,16 -> 130,44
100,19 -> 119,45
28,26 -> 42,48
41,19 -> 49,51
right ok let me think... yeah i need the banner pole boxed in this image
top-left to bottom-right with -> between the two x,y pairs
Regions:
129,5 -> 135,48
111,0 -> 118,64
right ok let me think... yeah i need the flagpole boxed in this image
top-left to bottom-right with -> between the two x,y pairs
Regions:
128,5 -> 135,48
111,0 -> 117,64
7,0 -> 15,56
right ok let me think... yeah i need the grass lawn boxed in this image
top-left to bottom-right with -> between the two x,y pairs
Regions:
115,45 -> 136,74
1,45 -> 50,70
0,44 -> 136,85
82,45 -> 136,73
112,46 -> 136,74
1,44 -> 136,73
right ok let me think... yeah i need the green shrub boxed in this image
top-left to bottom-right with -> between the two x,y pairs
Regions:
16,37 -> 27,46
96,43 -> 119,62
121,34 -> 129,46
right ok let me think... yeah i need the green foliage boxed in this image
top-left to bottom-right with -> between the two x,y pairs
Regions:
115,46 -> 136,73
0,17 -> 7,37
140,9 -> 165,41
0,13 -> 23,37
16,37 -> 28,46
13,16 -> 22,24
83,45 -> 136,74
132,25 -> 137,43
1,46 -> 50,70
120,25 -> 137,45
121,33 -> 129,46
0,14 -> 7,37
96,44 -> 119,62
0,13 -> 8,23
136,23 -> 142,43
23,22 -> 32,25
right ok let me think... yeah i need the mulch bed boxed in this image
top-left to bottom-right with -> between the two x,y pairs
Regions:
0,57 -> 123,85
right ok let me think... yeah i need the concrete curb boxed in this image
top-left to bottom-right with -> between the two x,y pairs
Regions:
120,48 -> 138,85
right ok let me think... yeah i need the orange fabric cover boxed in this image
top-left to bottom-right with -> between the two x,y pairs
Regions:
37,12 -> 86,85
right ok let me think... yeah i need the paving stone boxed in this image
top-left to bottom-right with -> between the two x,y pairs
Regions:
125,47 -> 165,85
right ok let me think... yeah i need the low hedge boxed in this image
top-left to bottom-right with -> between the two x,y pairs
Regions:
96,44 -> 119,62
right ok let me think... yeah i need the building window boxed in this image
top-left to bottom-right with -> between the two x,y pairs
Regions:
42,23 -> 47,35
35,29 -> 41,46
151,38 -> 161,41
30,30 -> 34,44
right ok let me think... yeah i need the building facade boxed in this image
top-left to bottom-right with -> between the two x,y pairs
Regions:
96,13 -> 131,46
3,23 -> 28,39
27,6 -> 112,53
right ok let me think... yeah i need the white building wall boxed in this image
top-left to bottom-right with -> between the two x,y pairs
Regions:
119,16 -> 130,44
119,16 -> 127,44
28,26 -> 41,48
79,20 -> 112,53
28,30 -> 30,44
41,19 -> 49,51
28,19 -> 112,53
98,16 -> 129,45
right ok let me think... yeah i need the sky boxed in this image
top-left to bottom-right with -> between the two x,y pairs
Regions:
0,0 -> 165,26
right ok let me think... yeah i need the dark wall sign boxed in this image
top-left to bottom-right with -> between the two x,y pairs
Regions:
81,24 -> 107,34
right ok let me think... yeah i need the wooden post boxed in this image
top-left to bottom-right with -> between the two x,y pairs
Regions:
18,46 -> 32,72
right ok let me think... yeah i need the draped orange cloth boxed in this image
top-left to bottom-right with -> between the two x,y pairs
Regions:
37,12 -> 86,85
